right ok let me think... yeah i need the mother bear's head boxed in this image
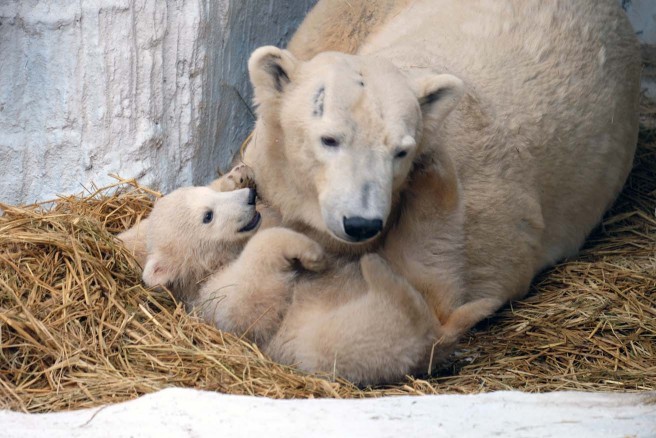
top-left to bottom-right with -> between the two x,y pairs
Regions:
244,46 -> 463,245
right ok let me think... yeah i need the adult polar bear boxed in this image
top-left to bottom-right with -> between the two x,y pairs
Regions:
242,1 -> 640,374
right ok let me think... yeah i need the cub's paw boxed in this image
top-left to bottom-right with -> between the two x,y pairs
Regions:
209,164 -> 256,192
247,228 -> 327,272
293,239 -> 326,272
276,230 -> 326,272
226,164 -> 255,189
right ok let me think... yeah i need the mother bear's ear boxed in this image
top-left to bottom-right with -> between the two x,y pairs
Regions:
248,46 -> 299,116
412,74 -> 464,125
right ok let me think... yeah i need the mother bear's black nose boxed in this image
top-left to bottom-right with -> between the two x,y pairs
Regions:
343,216 -> 383,241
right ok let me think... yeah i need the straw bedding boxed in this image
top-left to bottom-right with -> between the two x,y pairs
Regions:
1,116 -> 654,413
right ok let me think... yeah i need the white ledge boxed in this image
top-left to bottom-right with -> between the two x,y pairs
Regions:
2,389 -> 655,438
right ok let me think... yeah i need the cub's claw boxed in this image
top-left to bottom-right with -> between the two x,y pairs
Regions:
228,164 -> 256,189
210,164 -> 256,192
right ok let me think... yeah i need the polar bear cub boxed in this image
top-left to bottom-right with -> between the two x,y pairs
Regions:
118,164 -> 258,272
140,185 -> 264,301
118,167 -> 440,384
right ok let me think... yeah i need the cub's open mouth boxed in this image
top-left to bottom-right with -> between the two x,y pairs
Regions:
239,211 -> 261,232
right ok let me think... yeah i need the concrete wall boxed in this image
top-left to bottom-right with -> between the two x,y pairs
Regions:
0,0 -> 653,204
0,0 -> 315,204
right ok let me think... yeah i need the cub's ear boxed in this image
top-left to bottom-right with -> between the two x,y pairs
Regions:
248,46 -> 299,113
142,252 -> 174,287
412,74 -> 464,123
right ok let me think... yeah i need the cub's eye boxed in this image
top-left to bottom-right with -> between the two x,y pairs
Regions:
321,136 -> 340,148
202,210 -> 214,224
394,150 -> 408,159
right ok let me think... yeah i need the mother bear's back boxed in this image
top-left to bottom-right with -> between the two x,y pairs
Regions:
363,0 -> 640,277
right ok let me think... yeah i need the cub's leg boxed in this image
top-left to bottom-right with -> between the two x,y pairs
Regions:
439,297 -> 506,345
194,227 -> 325,345
390,161 -> 507,344
208,164 -> 255,192
270,254 -> 439,385
384,155 -> 466,323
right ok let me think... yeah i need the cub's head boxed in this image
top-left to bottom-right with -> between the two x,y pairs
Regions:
123,186 -> 260,290
246,46 -> 463,244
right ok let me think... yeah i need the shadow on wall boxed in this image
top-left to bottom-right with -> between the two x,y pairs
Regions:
196,0 -> 317,184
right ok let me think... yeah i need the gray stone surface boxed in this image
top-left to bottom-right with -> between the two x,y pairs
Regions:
0,0 -> 314,204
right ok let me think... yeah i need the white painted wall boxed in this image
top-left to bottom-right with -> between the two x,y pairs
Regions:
0,0 -> 314,205
0,1 -> 653,204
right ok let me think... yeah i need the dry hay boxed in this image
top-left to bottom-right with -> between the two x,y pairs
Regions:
1,121 -> 654,414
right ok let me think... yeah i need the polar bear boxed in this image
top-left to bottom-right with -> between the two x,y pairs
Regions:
242,0 -> 641,359
117,165 -> 259,299
118,167 -> 442,384
193,228 -> 439,385
117,165 -> 257,269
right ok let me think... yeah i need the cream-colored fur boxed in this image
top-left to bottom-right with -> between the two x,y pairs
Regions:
243,0 -> 641,370
188,220 -> 442,384
118,165 -> 258,269
117,166 -> 262,302
119,166 -> 443,384
287,0 -> 413,60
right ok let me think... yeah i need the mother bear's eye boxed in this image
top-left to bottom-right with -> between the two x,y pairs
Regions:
394,150 -> 408,159
321,136 -> 340,148
202,210 -> 214,224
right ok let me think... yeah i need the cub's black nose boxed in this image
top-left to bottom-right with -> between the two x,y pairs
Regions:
247,188 -> 257,205
343,216 -> 383,241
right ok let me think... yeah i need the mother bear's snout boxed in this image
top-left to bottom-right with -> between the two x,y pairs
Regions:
343,216 -> 383,241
